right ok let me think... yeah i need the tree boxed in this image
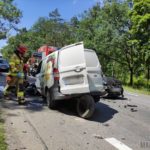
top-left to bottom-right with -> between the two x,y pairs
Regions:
129,0 -> 150,86
0,0 -> 22,39
31,9 -> 74,47
2,1 -> 148,89
49,8 -> 63,23
2,9 -> 74,59
76,1 -> 130,79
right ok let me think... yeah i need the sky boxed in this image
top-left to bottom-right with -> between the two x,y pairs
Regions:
0,0 -> 100,49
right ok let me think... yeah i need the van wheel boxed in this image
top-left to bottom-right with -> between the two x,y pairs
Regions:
46,89 -> 56,109
76,95 -> 95,119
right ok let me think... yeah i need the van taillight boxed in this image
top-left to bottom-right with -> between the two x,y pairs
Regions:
53,68 -> 59,80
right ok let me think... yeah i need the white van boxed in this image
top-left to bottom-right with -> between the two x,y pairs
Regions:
35,42 -> 105,118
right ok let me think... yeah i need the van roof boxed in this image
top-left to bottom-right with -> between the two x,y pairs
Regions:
60,42 -> 83,50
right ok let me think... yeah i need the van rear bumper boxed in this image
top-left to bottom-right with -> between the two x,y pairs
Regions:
53,86 -> 107,101
53,87 -> 72,100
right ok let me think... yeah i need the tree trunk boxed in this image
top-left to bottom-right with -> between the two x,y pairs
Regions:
129,68 -> 133,86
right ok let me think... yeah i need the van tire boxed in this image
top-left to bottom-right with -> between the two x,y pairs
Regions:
93,96 -> 100,103
46,89 -> 56,109
76,95 -> 95,119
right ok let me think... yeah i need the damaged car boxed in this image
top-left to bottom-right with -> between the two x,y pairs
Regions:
103,76 -> 124,98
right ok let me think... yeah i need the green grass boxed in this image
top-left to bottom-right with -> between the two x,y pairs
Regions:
0,111 -> 7,150
124,85 -> 150,95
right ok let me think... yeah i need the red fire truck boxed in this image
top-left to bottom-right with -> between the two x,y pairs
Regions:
38,45 -> 58,58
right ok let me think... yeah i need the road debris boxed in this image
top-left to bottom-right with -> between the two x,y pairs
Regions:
121,138 -> 126,140
22,131 -> 27,133
93,134 -> 104,139
130,108 -> 138,112
103,123 -> 109,127
127,104 -> 138,107
83,131 -> 87,134
124,105 -> 127,108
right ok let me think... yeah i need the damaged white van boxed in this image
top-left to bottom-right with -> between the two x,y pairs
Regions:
35,42 -> 106,118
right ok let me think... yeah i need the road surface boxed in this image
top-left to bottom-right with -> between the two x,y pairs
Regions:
0,89 -> 150,150
0,75 -> 150,150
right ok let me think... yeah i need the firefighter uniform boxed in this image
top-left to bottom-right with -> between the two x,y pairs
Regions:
4,46 -> 27,104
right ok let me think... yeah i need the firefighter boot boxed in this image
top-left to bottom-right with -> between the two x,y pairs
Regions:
3,85 -> 12,100
18,97 -> 25,105
17,91 -> 25,105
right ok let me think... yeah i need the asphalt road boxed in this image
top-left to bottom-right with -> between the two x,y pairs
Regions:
0,75 -> 150,150
0,89 -> 150,150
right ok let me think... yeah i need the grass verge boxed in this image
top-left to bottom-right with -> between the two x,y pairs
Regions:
0,110 -> 7,150
124,85 -> 150,95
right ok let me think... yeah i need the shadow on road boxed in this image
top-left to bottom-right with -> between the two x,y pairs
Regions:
90,102 -> 118,123
0,74 -> 118,122
1,94 -> 118,123
0,74 -> 46,113
56,100 -> 118,123
0,96 -> 46,113
25,97 -> 47,112
56,100 -> 77,116
102,96 -> 128,101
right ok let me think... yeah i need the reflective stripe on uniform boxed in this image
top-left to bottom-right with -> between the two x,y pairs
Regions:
17,92 -> 24,97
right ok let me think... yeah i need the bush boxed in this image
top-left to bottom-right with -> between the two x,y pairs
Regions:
133,75 -> 150,89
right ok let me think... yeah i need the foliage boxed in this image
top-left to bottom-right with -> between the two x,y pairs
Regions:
128,0 -> 150,85
76,1 -> 131,80
0,0 -> 22,39
1,0 -> 149,89
124,85 -> 150,95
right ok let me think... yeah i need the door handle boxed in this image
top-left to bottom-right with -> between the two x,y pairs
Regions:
74,66 -> 84,72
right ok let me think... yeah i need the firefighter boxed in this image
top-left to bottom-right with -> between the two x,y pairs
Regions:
4,45 -> 28,104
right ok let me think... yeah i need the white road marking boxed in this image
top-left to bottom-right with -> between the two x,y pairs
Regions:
105,138 -> 133,150
125,92 -> 138,97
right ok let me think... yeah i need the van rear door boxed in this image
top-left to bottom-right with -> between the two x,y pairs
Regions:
85,49 -> 104,92
58,42 -> 89,94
